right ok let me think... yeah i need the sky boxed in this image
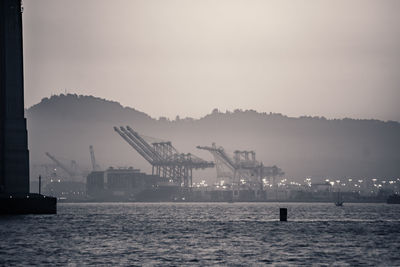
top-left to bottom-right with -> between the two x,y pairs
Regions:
22,0 -> 400,121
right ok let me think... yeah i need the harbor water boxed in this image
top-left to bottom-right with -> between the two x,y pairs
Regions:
1,203 -> 399,265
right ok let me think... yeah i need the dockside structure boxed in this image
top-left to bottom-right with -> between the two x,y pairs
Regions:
86,167 -> 179,201
197,143 -> 284,192
114,126 -> 214,187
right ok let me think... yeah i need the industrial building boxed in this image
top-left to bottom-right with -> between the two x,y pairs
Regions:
86,167 -> 179,201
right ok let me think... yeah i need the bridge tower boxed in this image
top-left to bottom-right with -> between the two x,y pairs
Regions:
0,0 -> 30,194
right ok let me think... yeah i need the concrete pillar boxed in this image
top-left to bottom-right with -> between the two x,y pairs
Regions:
0,0 -> 30,194
280,208 -> 287,221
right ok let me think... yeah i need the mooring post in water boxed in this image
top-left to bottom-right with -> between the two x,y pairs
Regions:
280,208 -> 287,221
39,175 -> 41,195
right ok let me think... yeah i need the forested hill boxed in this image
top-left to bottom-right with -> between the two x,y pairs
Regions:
26,94 -> 400,181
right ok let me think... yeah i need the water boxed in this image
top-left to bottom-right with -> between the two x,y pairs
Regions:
1,203 -> 400,266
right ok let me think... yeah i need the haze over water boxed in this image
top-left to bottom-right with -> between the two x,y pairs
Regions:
1,203 -> 399,265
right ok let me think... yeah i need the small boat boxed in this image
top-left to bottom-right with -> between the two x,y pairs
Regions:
334,191 -> 344,206
335,201 -> 343,207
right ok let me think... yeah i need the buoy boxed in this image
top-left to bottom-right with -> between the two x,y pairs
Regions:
280,208 -> 287,221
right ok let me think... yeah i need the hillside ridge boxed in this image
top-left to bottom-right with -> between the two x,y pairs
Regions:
26,94 -> 400,181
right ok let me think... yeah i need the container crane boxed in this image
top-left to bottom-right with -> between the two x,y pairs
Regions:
45,152 -> 76,177
197,143 -> 284,190
89,145 -> 100,171
114,125 -> 214,187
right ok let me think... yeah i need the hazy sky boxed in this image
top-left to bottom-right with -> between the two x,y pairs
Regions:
23,0 -> 400,121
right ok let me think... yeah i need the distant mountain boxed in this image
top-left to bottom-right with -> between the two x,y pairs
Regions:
26,94 -> 400,182
28,94 -> 153,123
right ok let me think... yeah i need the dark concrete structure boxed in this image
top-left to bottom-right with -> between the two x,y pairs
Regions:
0,194 -> 56,214
0,0 -> 56,213
0,0 -> 29,193
280,208 -> 287,221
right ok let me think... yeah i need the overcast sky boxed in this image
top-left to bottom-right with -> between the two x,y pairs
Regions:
23,0 -> 400,121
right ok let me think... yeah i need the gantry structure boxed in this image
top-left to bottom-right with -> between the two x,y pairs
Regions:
114,126 -> 214,187
197,143 -> 284,190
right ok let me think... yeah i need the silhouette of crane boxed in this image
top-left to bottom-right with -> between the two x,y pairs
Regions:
197,143 -> 284,191
45,152 -> 76,177
114,125 -> 214,187
89,145 -> 101,171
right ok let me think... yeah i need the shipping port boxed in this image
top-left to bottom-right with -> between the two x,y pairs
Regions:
30,125 -> 400,203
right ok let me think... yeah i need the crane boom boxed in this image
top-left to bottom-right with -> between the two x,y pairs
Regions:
126,126 -> 163,159
114,127 -> 155,164
45,152 -> 75,177
123,127 -> 162,162
89,145 -> 97,171
196,145 -> 236,171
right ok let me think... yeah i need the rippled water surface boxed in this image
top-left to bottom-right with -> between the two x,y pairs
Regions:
1,203 -> 400,266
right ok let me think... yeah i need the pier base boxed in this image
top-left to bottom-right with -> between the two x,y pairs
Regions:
0,193 -> 57,214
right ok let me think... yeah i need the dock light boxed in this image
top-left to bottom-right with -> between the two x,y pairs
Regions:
330,182 -> 335,186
